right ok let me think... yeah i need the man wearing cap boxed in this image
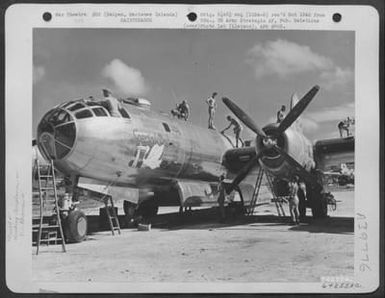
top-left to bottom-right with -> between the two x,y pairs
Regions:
102,89 -> 122,117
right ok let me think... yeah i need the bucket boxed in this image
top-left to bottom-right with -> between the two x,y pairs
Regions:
137,223 -> 151,231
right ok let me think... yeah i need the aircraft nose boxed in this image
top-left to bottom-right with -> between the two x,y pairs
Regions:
37,108 -> 76,160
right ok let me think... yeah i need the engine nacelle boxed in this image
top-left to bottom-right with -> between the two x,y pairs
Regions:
256,123 -> 315,180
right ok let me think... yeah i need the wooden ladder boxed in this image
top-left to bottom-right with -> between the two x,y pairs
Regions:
265,173 -> 286,217
34,159 -> 66,255
104,196 -> 121,235
246,167 -> 265,216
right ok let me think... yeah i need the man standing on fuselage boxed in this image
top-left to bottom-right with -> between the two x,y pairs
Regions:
206,92 -> 218,129
221,115 -> 244,148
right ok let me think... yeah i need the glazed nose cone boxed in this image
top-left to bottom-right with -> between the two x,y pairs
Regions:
37,108 -> 76,160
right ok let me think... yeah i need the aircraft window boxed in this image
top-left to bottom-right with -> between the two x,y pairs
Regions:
75,110 -> 93,119
119,108 -> 130,119
68,103 -> 85,112
93,108 -> 108,117
55,141 -> 71,159
38,119 -> 54,135
40,133 -> 56,159
61,100 -> 76,109
55,123 -> 76,147
48,110 -> 73,126
87,102 -> 102,107
162,122 -> 171,132
58,110 -> 72,123
41,110 -> 56,127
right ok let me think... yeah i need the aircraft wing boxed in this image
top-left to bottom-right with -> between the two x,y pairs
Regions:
77,177 -> 242,208
77,177 -> 140,206
75,146 -> 260,208
313,136 -> 354,174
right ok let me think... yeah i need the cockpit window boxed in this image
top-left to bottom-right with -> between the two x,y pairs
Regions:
60,100 -> 76,109
68,103 -> 85,112
56,110 -> 72,123
75,110 -> 93,119
55,123 -> 76,148
93,107 -> 108,117
162,122 -> 171,132
119,107 -> 130,119
38,119 -> 54,135
45,110 -> 73,126
55,141 -> 71,160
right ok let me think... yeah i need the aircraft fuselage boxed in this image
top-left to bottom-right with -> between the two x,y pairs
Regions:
37,100 -> 234,186
37,98 -> 315,188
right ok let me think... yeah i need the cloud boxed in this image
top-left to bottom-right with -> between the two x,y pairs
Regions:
247,39 -> 353,90
102,59 -> 148,96
299,117 -> 320,134
33,65 -> 45,84
306,102 -> 355,123
320,66 -> 354,90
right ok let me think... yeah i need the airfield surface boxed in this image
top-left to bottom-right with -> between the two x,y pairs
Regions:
32,190 -> 354,285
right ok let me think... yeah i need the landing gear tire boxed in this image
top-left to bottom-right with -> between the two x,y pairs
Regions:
64,209 -> 87,243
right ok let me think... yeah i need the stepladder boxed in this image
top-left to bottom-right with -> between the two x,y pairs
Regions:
264,173 -> 286,217
103,196 -> 121,235
246,168 -> 286,217
246,167 -> 265,216
34,158 -> 66,254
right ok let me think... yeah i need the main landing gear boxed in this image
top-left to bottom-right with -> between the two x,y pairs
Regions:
58,193 -> 88,243
62,209 -> 88,243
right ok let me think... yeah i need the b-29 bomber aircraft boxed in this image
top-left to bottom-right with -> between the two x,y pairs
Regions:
35,85 -> 354,242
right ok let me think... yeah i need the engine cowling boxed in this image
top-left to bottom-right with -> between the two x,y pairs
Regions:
256,123 -> 314,179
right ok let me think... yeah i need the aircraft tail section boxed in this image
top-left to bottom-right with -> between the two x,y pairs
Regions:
290,92 -> 299,110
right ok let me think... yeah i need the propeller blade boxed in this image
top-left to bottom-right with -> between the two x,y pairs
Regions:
222,97 -> 267,138
225,152 -> 262,194
277,85 -> 320,133
272,145 -> 319,186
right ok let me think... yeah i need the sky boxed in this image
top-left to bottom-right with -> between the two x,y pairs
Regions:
33,29 -> 354,141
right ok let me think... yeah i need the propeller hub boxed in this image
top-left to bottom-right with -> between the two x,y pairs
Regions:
262,136 -> 277,149
256,124 -> 286,159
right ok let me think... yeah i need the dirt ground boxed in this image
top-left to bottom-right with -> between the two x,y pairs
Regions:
32,190 -> 354,284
